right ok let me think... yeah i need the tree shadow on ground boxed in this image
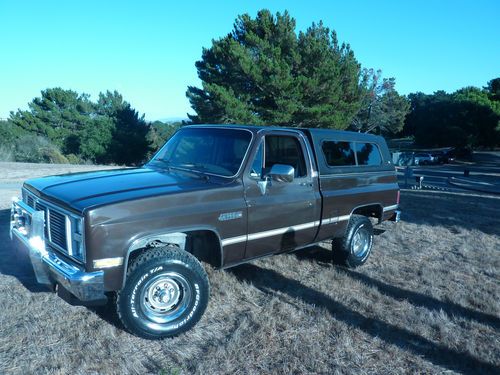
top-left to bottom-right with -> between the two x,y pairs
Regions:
295,246 -> 500,330
399,191 -> 500,236
0,209 -> 48,293
472,152 -> 500,167
230,262 -> 499,375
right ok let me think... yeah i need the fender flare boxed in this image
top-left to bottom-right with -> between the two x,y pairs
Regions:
121,226 -> 224,288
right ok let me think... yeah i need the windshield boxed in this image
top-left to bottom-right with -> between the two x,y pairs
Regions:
149,127 -> 252,177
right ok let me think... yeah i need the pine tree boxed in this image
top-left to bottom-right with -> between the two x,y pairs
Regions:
353,69 -> 410,134
187,10 -> 363,129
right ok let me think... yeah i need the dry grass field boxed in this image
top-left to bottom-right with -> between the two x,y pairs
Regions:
0,163 -> 499,374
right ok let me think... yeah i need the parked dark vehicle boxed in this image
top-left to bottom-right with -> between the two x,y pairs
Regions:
10,125 -> 400,339
449,147 -> 472,160
413,152 -> 435,165
431,152 -> 445,164
431,149 -> 456,164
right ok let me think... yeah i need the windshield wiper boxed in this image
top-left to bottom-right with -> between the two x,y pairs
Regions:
173,163 -> 212,180
151,159 -> 172,170
151,160 -> 210,179
176,163 -> 207,171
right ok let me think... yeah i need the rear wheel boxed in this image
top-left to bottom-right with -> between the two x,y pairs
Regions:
117,246 -> 209,339
333,215 -> 374,268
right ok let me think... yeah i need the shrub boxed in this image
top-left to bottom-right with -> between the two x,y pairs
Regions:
0,144 -> 14,162
42,147 -> 69,164
13,135 -> 68,163
66,153 -> 82,164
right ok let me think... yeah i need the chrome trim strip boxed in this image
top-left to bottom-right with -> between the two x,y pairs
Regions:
46,208 -> 52,242
322,214 -> 351,225
247,220 -> 319,242
221,235 -> 247,246
221,215 -> 351,246
383,204 -> 399,212
65,215 -> 73,256
320,170 -> 396,178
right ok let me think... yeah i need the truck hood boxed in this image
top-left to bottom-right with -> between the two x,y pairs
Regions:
24,166 -> 219,213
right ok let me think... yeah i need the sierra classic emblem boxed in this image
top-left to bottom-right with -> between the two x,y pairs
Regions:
218,211 -> 243,221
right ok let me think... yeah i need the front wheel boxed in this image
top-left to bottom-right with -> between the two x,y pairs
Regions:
117,246 -> 209,339
332,215 -> 374,268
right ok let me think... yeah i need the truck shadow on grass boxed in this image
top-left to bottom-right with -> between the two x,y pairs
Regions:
295,246 -> 500,330
230,262 -> 499,375
399,191 -> 500,236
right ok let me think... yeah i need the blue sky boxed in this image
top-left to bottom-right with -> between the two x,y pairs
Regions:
1,0 -> 499,121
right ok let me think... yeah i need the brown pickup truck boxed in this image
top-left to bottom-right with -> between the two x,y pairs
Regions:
10,125 -> 400,339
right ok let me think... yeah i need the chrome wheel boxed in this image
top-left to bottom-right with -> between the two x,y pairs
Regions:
140,272 -> 192,324
351,225 -> 371,258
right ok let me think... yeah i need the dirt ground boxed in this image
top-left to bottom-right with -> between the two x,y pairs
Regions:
0,163 -> 498,374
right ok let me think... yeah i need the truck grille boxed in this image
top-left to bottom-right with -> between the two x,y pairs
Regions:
24,190 -> 71,255
48,209 -> 68,249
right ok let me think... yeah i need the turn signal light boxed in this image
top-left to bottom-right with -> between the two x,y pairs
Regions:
93,257 -> 124,269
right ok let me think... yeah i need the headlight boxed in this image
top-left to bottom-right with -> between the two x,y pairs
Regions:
71,217 -> 85,261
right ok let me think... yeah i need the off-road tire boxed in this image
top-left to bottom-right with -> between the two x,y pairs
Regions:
332,215 -> 374,268
117,246 -> 209,339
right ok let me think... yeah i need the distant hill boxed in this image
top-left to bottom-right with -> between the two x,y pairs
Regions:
156,117 -> 188,123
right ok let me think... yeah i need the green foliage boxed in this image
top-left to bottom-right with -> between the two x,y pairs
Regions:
93,91 -> 152,165
187,10 -> 363,129
0,119 -> 26,161
0,119 -> 27,144
486,78 -> 500,102
404,80 -> 500,148
8,88 -> 152,165
10,88 -> 94,152
353,69 -> 410,134
453,86 -> 500,115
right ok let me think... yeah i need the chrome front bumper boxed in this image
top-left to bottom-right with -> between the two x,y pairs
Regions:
10,198 -> 105,302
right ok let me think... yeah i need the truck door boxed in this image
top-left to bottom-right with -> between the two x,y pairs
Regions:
242,131 -> 321,259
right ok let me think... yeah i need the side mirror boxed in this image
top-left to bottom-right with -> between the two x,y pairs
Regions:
267,164 -> 295,183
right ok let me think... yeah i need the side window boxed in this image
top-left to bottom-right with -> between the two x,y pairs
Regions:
322,141 -> 356,166
355,142 -> 382,166
264,136 -> 307,178
249,142 -> 263,179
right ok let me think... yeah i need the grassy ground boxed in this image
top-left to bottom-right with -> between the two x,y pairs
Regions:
0,164 -> 498,374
